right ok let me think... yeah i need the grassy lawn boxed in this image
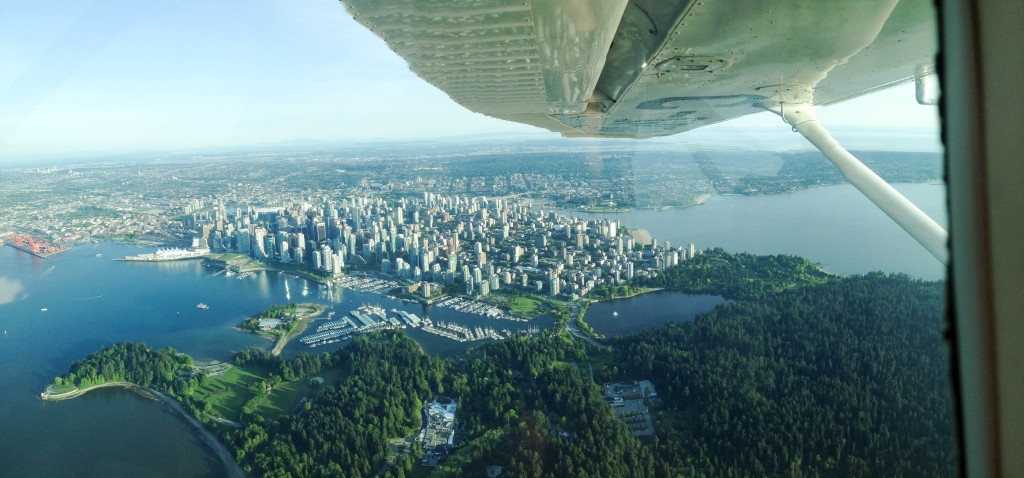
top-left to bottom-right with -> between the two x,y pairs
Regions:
267,261 -> 332,281
258,365 -> 352,419
211,252 -> 249,262
508,295 -> 541,316
260,380 -> 305,419
195,365 -> 270,422
190,360 -> 353,422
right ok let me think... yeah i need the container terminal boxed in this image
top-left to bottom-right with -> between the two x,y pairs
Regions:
3,232 -> 71,258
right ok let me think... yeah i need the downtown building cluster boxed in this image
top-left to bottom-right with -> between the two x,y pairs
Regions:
183,193 -> 697,300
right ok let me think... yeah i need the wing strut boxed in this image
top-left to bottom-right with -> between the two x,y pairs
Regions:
771,103 -> 948,263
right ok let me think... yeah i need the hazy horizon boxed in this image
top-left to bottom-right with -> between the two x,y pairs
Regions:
1,1 -> 940,163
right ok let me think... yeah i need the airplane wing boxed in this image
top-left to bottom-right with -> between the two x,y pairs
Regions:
340,0 -> 936,138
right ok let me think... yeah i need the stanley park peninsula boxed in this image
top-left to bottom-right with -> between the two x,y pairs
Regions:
4,144 -> 953,477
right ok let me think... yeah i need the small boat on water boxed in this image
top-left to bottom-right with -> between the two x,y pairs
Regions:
196,303 -> 210,310
613,311 -> 619,317
96,253 -> 102,257
41,308 -> 47,312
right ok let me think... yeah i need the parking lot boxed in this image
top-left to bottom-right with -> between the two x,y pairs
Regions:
604,380 -> 656,436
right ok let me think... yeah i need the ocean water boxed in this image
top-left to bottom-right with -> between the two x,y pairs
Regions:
552,182 -> 947,280
0,241 -> 548,477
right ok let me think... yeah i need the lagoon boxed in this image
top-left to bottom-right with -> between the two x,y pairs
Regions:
583,291 -> 727,336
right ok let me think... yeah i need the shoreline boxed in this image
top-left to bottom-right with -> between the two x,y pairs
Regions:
547,180 -> 944,214
593,287 -> 665,302
542,192 -> 714,213
41,381 -> 246,478
271,304 -> 325,356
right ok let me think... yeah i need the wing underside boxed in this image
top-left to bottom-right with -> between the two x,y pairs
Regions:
341,0 -> 936,138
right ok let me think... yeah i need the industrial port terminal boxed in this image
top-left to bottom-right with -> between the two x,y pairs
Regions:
2,232 -> 71,258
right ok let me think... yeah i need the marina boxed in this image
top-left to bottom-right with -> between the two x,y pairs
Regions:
300,305 -> 410,347
420,321 -> 509,343
298,303 -> 517,347
209,266 -> 536,328
255,272 -> 540,349
149,253 -> 558,356
431,296 -> 527,322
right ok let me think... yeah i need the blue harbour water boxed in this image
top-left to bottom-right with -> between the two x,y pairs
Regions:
553,182 -> 947,281
0,183 -> 945,476
578,183 -> 945,336
0,242 -> 552,477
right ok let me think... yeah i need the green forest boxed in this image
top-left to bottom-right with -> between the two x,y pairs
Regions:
50,251 -> 954,477
638,247 -> 832,300
53,342 -> 194,394
614,273 -> 952,476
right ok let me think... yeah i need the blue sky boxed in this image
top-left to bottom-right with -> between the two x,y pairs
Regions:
0,0 -> 940,161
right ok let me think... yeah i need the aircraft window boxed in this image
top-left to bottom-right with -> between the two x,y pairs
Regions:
0,1 -> 952,476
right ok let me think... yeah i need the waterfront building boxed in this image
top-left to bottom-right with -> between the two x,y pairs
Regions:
279,241 -> 290,262
333,253 -> 344,274
253,228 -> 267,258
321,244 -> 333,271
264,235 -> 276,260
489,275 -> 500,291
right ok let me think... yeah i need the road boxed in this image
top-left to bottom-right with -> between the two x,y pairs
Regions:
564,303 -> 608,348
271,304 -> 327,356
